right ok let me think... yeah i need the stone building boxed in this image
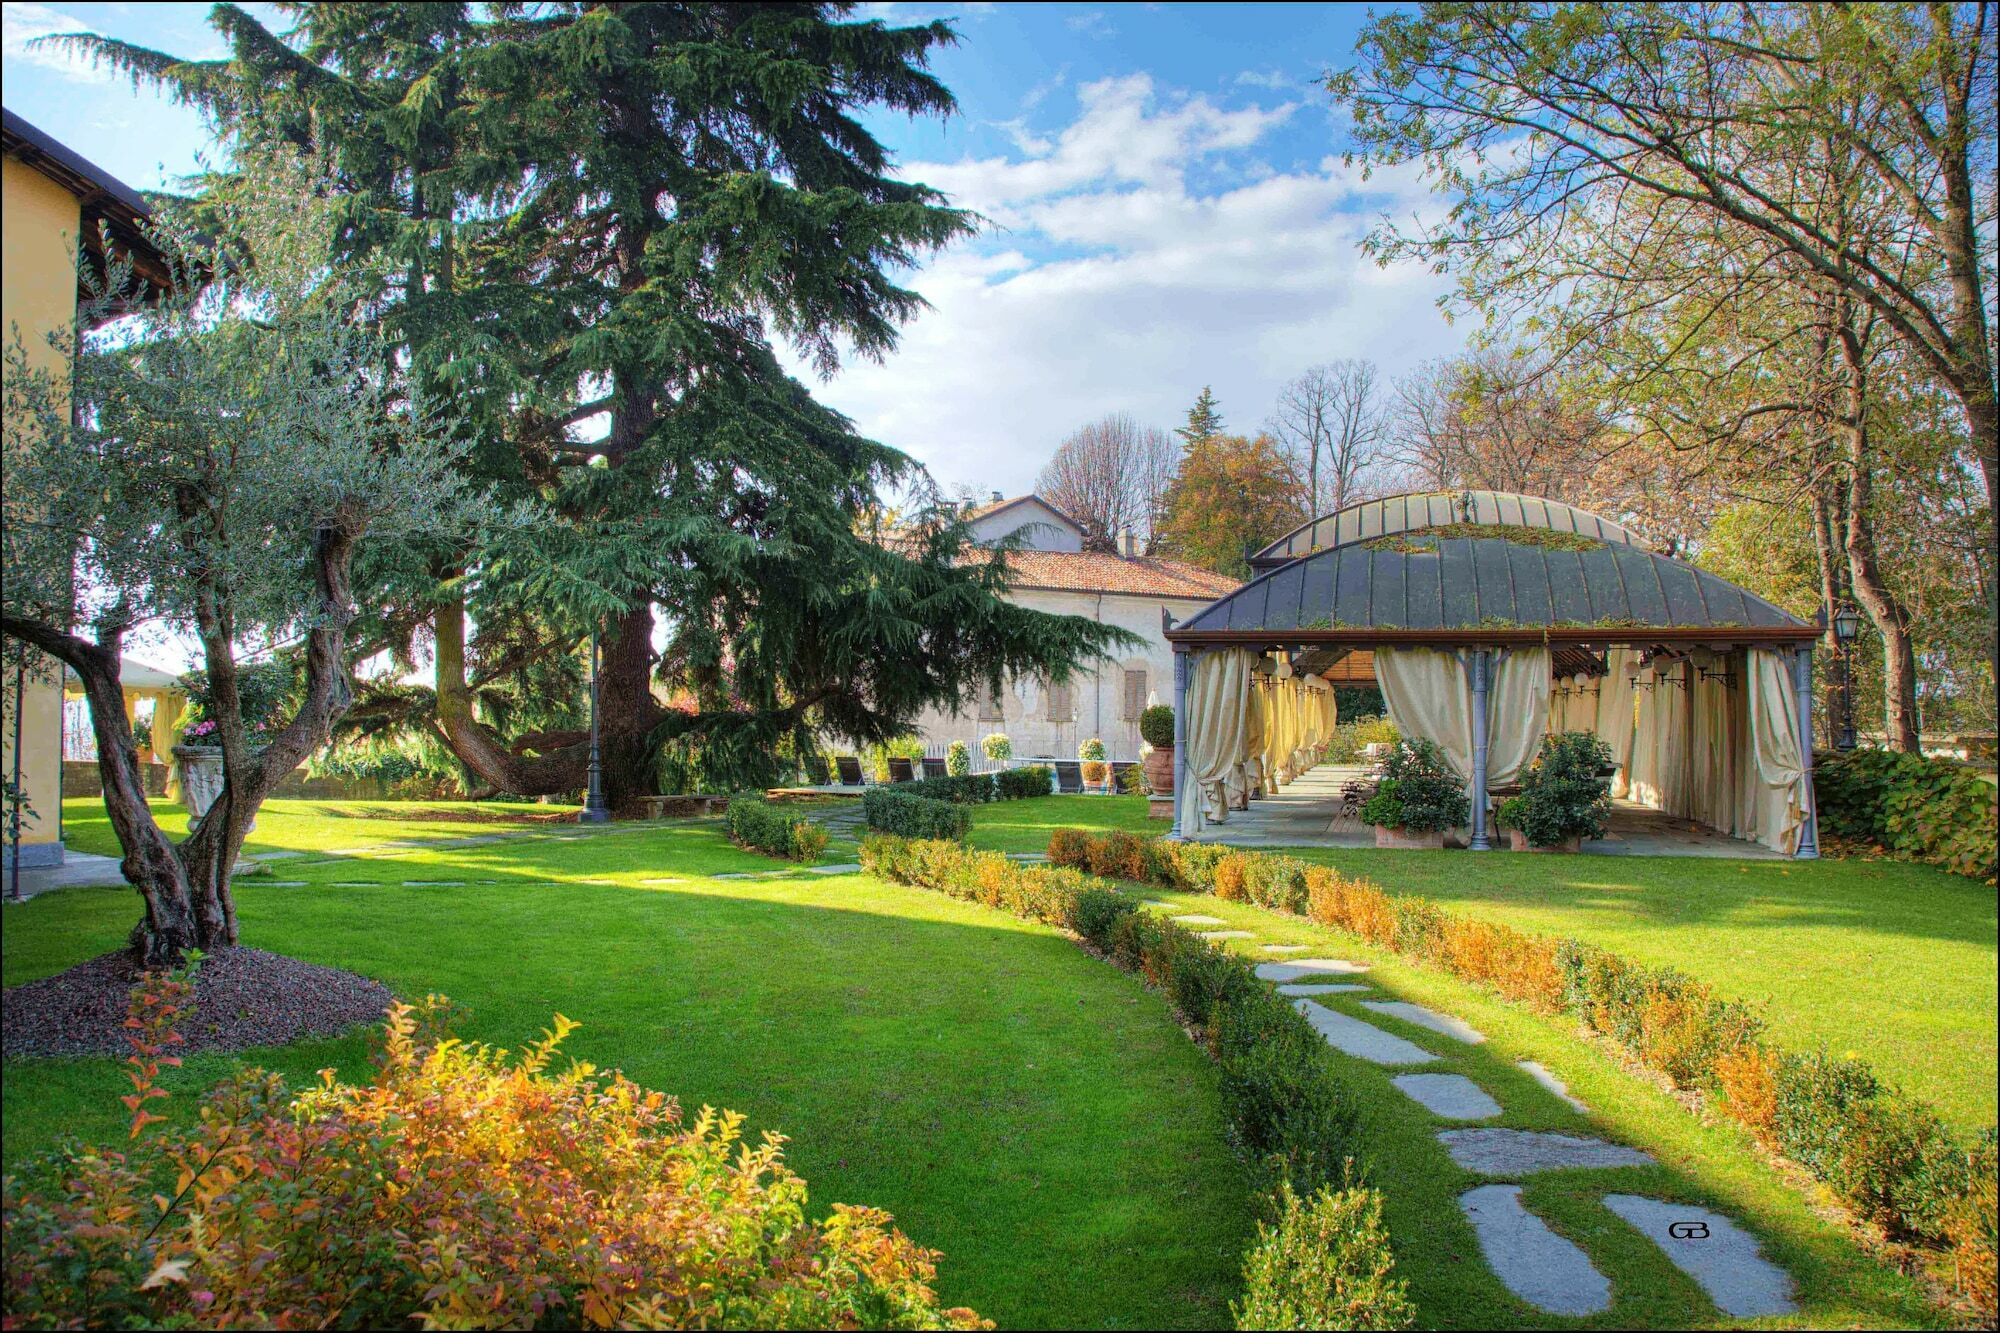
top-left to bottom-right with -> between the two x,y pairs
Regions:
909,494 -> 1238,763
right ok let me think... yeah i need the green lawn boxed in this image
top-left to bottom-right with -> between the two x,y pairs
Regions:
980,796 -> 1999,1130
4,813 -> 1252,1330
58,795 -> 576,860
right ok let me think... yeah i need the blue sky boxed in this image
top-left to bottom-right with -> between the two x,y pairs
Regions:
4,1 -> 1465,497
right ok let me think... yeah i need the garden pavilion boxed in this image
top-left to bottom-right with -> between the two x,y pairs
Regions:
1164,491 -> 1821,857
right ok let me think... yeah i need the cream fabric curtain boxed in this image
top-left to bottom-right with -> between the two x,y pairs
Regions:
1627,661 -> 1692,816
1747,648 -> 1806,854
1257,683 -> 1281,794
1378,648 -> 1475,779
1180,648 -> 1255,836
1229,679 -> 1267,810
1689,660 -> 1746,836
1376,646 -> 1550,788
1598,650 -> 1637,796
1488,649 -> 1553,787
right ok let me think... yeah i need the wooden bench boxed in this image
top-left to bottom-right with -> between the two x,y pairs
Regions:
638,794 -> 732,819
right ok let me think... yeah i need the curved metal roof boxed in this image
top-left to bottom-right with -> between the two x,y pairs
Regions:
1248,491 -> 1646,571
1179,533 -> 1807,636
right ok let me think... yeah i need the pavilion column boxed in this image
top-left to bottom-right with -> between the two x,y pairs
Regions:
1792,645 -> 1820,859
1168,646 -> 1193,842
1468,649 -> 1492,851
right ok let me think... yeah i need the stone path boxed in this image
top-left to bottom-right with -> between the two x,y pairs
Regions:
1459,1185 -> 1611,1316
1190,915 -> 1801,1321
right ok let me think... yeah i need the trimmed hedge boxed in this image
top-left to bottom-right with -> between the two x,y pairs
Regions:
1814,747 -> 1997,881
863,787 -> 971,840
723,796 -> 829,862
1047,827 -> 1999,1318
859,834 -> 1407,1331
888,766 -> 1054,804
996,765 -> 1054,799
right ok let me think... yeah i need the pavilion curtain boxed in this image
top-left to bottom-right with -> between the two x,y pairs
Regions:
1598,650 -> 1637,796
1376,646 -> 1549,788
1229,677 -> 1267,809
1180,648 -> 1254,836
1488,648 -> 1552,787
1747,648 -> 1806,854
1378,648 -> 1475,779
1627,661 -> 1693,816
1258,682 -> 1282,794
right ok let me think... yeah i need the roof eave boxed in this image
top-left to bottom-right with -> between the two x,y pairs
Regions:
1164,625 -> 1820,647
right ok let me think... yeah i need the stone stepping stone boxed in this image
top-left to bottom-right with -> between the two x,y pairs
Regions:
261,880 -> 308,887
1362,1000 -> 1486,1045
804,863 -> 863,875
713,872 -> 762,879
258,850 -> 304,860
330,881 -> 379,887
1277,983 -> 1371,997
1459,1185 -> 1610,1316
403,880 -> 464,887
1255,958 -> 1370,983
640,877 -> 684,885
1293,999 -> 1437,1065
1518,1060 -> 1588,1112
1438,1129 -> 1652,1175
1173,914 -> 1228,925
1393,1073 -> 1502,1120
1602,1195 -> 1795,1317
1198,929 -> 1255,940
1142,899 -> 1174,908
1260,943 -> 1310,953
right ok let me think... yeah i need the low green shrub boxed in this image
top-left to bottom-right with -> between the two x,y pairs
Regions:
995,766 -> 1054,799
724,796 -> 826,862
1322,715 -> 1401,766
863,788 -> 971,840
1233,1180 -> 1414,1332
1513,731 -> 1614,846
895,773 -> 997,804
0,972 -> 986,1331
1357,740 -> 1467,833
1814,747 -> 1997,881
1045,825 -> 1997,1313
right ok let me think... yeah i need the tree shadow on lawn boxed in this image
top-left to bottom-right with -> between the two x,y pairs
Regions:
1,861 -> 1255,1332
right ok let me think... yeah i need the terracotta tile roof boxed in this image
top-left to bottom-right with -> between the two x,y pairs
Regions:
967,548 -> 1241,600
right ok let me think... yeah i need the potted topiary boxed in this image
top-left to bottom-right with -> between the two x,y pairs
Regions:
1358,738 -> 1469,849
1079,737 -> 1109,792
945,739 -> 971,777
1139,704 -> 1176,795
1511,731 -> 1615,852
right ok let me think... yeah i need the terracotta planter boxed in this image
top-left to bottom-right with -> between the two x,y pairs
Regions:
1142,746 -> 1174,796
1081,760 -> 1109,791
1374,824 -> 1445,850
1508,828 -> 1581,853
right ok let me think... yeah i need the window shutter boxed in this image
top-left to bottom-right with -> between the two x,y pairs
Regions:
1047,679 -> 1074,723
978,685 -> 1005,722
1122,668 -> 1147,720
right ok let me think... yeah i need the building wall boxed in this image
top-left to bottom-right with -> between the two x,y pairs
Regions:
909,589 -> 1205,762
1,158 -> 80,866
967,499 -> 1085,552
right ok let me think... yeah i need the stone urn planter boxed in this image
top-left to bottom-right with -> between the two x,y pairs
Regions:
1141,746 -> 1174,796
171,744 -> 255,832
1374,824 -> 1446,850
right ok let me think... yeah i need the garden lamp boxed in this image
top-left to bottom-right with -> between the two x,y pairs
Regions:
1832,602 -> 1861,645
582,627 -> 611,822
1831,601 -> 1860,751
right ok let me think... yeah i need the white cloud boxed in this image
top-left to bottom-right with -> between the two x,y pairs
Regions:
1066,11 -> 1116,39
786,73 -> 1465,495
1235,68 -> 1299,91
2,4 -> 109,84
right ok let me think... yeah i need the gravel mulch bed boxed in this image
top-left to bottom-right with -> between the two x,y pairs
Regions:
3,947 -> 394,1058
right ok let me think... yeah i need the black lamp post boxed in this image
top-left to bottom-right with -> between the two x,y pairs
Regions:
1832,601 -> 1861,751
581,627 -> 610,822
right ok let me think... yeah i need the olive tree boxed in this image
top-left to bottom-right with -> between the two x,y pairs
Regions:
1,153 -> 487,965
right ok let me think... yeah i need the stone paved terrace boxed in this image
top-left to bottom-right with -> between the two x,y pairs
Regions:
1192,763 -> 1781,857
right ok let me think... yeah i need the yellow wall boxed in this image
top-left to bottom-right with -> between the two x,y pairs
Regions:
2,156 -> 82,861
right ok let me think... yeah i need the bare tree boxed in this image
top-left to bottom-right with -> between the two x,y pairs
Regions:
1388,352 -> 1605,501
1036,414 -> 1178,551
1268,361 -> 1388,515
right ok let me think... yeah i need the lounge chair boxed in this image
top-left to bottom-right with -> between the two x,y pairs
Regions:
888,757 -> 915,784
1053,760 -> 1084,795
921,756 -> 949,780
834,756 -> 866,788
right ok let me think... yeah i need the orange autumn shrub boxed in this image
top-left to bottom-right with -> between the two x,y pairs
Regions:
2,982 -> 986,1332
1715,1045 -> 1781,1147
1946,1135 -> 1999,1323
1046,827 -> 1092,871
1213,853 -> 1250,901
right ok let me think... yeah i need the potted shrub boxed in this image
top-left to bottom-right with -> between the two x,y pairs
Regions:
1511,731 -> 1615,852
1493,795 -> 1529,851
1078,738 -> 1109,792
980,732 -> 1012,765
945,739 -> 971,777
1357,738 -> 1468,849
1139,704 -> 1176,795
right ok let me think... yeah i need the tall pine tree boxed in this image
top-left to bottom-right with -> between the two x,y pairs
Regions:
79,3 -> 1131,805
1176,386 -> 1223,448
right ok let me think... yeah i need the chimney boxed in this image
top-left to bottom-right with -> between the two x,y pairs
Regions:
990,489 -> 1004,504
1119,528 -> 1138,558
